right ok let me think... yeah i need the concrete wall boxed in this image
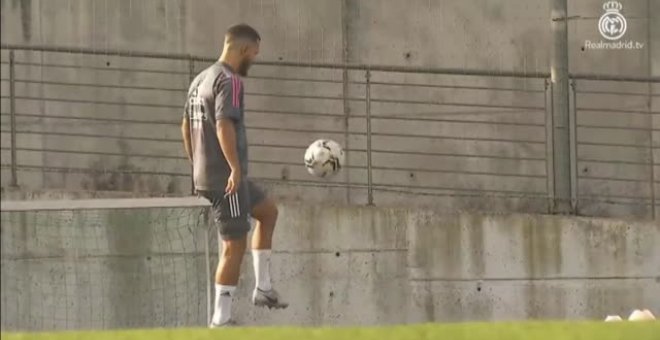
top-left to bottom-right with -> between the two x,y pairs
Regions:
1,198 -> 658,330
0,0 -> 658,218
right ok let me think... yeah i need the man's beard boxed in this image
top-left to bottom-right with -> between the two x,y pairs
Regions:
238,59 -> 251,76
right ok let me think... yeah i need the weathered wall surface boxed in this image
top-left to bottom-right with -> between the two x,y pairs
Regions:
1,197 -> 658,330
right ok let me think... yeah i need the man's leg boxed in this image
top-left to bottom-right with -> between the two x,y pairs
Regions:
200,189 -> 251,327
212,235 -> 246,326
248,181 -> 288,309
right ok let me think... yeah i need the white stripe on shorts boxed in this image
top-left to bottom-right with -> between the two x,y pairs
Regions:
229,193 -> 235,218
229,193 -> 240,218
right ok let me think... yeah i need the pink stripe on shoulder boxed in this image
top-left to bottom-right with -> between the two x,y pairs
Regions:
231,76 -> 238,107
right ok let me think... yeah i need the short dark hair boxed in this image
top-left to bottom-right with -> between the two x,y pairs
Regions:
226,24 -> 261,43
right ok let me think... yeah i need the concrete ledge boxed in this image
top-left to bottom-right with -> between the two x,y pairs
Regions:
1,201 -> 658,330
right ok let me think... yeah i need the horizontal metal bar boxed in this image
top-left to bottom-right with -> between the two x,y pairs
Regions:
254,177 -> 547,197
248,75 -> 344,84
577,158 -> 652,166
367,148 -> 546,161
0,126 -> 546,147
0,147 -> 363,172
371,186 -> 548,200
577,124 -> 659,132
0,164 -> 189,177
248,126 -> 546,145
576,89 -> 659,97
0,198 -> 210,212
408,275 -> 659,282
577,197 -> 654,207
248,108 -> 545,127
577,175 -> 651,183
21,75 -> 538,95
2,95 -> 180,109
247,109 -> 346,118
1,44 -> 551,78
250,107 -> 548,123
577,141 -> 655,148
0,146 -> 186,160
577,194 -> 652,202
3,112 -> 179,125
247,91 -> 364,102
570,73 -> 660,82
1,129 -> 180,143
368,115 -> 547,127
6,62 -> 345,85
11,61 -> 190,76
258,61 -> 551,78
367,131 -> 545,145
576,107 -> 659,115
371,109 -> 546,118
12,78 -> 187,92
4,109 -> 346,122
1,45 -> 199,62
370,166 -> 546,179
240,159 -> 544,178
367,81 -> 545,93
370,97 -> 545,111
3,92 -> 365,108
247,143 -> 546,161
374,181 -> 547,196
256,157 -> 544,178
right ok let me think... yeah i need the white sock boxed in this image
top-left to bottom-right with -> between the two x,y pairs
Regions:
252,249 -> 272,291
211,284 -> 235,325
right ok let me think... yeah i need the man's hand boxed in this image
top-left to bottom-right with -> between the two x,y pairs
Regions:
225,169 -> 241,195
181,117 -> 193,164
217,119 -> 241,195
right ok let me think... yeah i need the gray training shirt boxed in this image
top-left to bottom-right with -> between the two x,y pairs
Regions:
184,62 -> 248,191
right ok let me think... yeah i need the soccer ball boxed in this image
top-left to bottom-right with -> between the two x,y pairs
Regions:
304,139 -> 345,178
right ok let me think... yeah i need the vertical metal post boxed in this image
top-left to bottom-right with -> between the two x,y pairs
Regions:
550,0 -> 572,214
544,78 -> 555,213
204,216 -> 212,326
188,57 -> 195,195
647,0 -> 656,220
365,69 -> 374,206
341,0 -> 352,204
650,136 -> 656,220
569,79 -> 578,213
648,86 -> 657,220
9,50 -> 18,187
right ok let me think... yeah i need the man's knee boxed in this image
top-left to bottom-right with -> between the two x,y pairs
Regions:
267,202 -> 279,221
221,237 -> 247,259
252,198 -> 278,224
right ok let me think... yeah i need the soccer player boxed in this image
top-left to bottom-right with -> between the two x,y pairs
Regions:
181,24 -> 288,327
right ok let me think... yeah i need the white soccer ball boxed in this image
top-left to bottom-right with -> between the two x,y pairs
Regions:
304,139 -> 345,178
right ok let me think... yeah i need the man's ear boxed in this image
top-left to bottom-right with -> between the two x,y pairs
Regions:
240,44 -> 249,55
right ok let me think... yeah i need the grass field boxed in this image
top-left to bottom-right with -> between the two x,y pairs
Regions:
2,322 -> 659,340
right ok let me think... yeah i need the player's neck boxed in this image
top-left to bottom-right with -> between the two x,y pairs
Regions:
219,54 -> 240,75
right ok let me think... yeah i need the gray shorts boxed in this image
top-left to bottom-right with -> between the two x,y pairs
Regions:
197,179 -> 266,241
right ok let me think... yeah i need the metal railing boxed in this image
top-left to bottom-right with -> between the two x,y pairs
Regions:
0,44 -> 658,219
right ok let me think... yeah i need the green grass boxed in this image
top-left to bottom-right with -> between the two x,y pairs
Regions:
2,322 -> 659,340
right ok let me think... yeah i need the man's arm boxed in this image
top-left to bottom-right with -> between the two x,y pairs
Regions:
181,117 -> 193,163
216,119 -> 240,173
215,76 -> 242,174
